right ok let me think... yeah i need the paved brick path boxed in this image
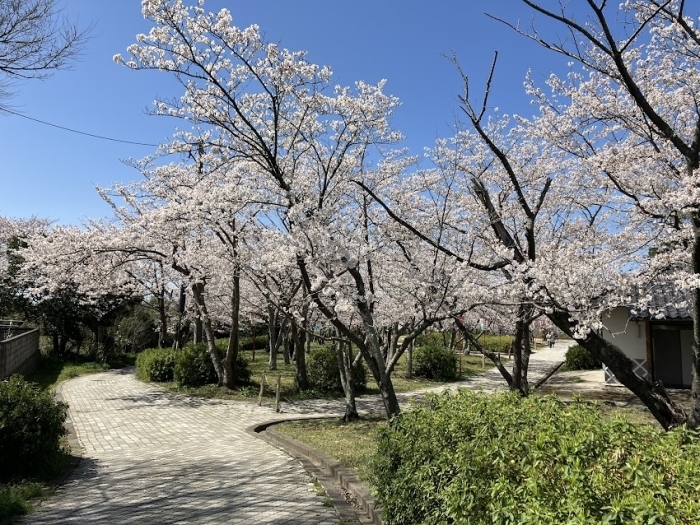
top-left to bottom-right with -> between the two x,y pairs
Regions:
23,370 -> 339,524
23,341 -> 571,524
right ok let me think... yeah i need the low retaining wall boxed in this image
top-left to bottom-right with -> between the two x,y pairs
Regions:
0,328 -> 40,378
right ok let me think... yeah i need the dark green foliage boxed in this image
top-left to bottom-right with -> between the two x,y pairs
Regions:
137,343 -> 251,387
373,391 -> 700,525
136,348 -> 176,382
0,376 -> 67,482
238,334 -> 269,351
565,344 -> 602,370
173,343 -> 216,387
0,482 -> 43,520
114,305 -> 159,353
307,344 -> 367,393
413,342 -> 457,381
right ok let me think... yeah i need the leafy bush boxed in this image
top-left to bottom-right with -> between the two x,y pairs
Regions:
480,334 -> 512,354
136,348 -> 176,382
413,342 -> 457,381
239,334 -> 269,351
0,376 -> 67,481
307,344 -> 367,393
565,344 -> 602,370
373,390 -> 700,525
174,343 -> 251,387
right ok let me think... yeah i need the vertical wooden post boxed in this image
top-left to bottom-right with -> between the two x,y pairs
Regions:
459,352 -> 462,377
257,373 -> 265,406
275,375 -> 282,413
482,354 -> 485,369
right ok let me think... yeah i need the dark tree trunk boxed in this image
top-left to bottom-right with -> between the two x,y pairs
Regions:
293,320 -> 309,391
548,309 -> 687,430
223,273 -> 240,389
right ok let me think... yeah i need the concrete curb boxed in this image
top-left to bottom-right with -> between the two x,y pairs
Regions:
248,418 -> 383,525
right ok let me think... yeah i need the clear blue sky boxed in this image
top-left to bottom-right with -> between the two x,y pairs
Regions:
1,0 -> 573,225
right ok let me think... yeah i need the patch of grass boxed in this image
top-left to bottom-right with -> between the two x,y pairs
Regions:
25,353 -> 136,392
274,417 -> 387,486
0,481 -> 45,521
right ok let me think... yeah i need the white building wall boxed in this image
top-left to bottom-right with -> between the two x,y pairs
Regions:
600,307 -> 649,385
601,307 -> 647,359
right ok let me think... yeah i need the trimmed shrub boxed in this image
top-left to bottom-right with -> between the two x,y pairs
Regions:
373,390 -> 700,525
565,344 -> 602,370
0,376 -> 67,481
174,343 -> 251,387
174,344 -> 214,387
136,348 -> 176,382
307,344 -> 367,393
413,342 -> 457,381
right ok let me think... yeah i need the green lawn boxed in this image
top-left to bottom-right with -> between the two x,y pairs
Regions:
274,417 -> 387,487
162,344 -> 494,403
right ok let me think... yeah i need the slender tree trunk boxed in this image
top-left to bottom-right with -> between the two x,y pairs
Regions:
157,293 -> 168,348
191,282 -> 225,385
520,321 -> 532,396
336,332 -> 359,422
283,335 -> 291,365
293,320 -> 309,391
406,339 -> 414,379
511,319 -> 524,394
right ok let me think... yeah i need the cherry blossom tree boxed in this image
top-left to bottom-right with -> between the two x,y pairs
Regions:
485,0 -> 700,429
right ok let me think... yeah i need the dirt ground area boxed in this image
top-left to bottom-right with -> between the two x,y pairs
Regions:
537,368 -> 691,412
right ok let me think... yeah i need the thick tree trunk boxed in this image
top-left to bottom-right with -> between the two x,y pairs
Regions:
223,274 -> 240,390
192,282 -> 225,385
548,309 -> 686,430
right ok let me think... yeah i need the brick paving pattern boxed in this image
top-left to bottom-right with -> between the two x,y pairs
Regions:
23,341 -> 571,524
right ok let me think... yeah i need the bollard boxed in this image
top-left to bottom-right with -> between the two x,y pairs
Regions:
275,375 -> 282,413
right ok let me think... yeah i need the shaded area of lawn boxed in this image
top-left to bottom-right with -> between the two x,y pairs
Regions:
26,353 -> 137,391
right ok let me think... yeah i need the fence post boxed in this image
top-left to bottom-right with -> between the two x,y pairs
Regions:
275,375 -> 282,413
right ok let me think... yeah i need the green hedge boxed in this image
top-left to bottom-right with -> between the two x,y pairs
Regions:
565,344 -> 603,371
413,342 -> 457,381
307,344 -> 367,393
136,348 -> 176,382
137,344 -> 250,387
373,390 -> 700,524
0,376 -> 67,481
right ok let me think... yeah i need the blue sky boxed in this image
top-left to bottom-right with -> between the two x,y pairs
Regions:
0,0 -> 573,225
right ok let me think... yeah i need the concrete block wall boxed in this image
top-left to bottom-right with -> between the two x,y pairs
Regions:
0,329 -> 40,378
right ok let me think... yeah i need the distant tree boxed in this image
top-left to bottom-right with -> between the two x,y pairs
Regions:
0,0 -> 89,105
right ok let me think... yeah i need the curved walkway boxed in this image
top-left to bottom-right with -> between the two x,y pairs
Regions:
23,341 -> 571,524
